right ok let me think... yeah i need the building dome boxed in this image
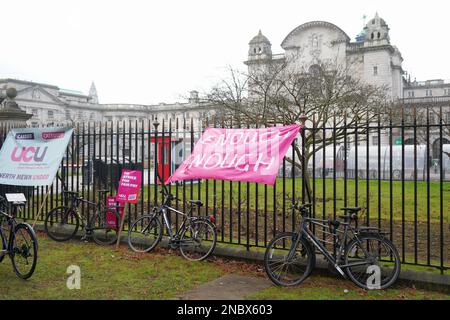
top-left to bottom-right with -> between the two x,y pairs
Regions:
249,30 -> 271,45
367,12 -> 387,28
364,12 -> 390,42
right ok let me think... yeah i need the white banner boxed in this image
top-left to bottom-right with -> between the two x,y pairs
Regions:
0,127 -> 73,186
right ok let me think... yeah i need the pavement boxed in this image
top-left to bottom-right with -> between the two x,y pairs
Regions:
178,274 -> 272,300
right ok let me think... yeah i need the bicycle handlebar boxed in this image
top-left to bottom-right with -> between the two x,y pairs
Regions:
156,173 -> 181,204
291,203 -> 312,212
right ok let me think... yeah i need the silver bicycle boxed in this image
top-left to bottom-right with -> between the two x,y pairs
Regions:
127,179 -> 217,261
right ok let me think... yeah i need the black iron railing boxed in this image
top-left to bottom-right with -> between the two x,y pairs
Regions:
0,110 -> 448,274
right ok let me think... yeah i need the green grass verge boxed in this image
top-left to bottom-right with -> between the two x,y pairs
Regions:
0,234 -> 222,300
0,234 -> 448,300
248,275 -> 450,300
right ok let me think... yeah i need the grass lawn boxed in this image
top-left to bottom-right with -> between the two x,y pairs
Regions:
136,178 -> 450,222
0,233 -> 448,300
248,275 -> 450,300
27,178 -> 449,223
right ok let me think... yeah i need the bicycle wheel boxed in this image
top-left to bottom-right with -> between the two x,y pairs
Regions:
344,234 -> 401,290
264,232 -> 314,286
44,206 -> 79,242
91,209 -> 120,246
11,223 -> 38,279
128,215 -> 163,253
179,219 -> 217,261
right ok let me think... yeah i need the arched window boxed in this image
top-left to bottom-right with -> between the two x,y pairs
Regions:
308,64 -> 322,77
377,32 -> 381,39
371,32 -> 374,40
433,138 -> 450,159
258,47 -> 262,53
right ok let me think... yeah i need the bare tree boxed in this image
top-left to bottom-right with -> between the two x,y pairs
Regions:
205,59 -> 391,200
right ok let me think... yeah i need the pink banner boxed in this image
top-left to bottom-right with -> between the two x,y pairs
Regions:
106,196 -> 125,229
116,170 -> 142,204
166,124 -> 301,185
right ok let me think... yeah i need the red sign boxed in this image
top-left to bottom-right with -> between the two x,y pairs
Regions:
106,196 -> 124,229
116,170 -> 142,204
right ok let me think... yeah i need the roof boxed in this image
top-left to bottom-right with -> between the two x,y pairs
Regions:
281,21 -> 351,49
249,30 -> 271,45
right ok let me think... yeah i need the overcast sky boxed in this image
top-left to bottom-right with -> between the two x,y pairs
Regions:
1,0 -> 449,105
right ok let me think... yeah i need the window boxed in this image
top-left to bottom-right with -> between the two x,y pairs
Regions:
429,113 -> 436,124
309,64 -> 322,77
47,110 -> 54,119
377,32 -> 381,39
446,112 -> 450,123
32,108 -> 39,116
408,91 -> 415,98
65,110 -> 71,120
373,66 -> 378,76
426,89 -> 433,97
372,135 -> 378,146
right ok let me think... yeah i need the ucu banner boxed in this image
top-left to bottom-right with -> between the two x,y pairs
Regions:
0,127 -> 73,186
11,146 -> 48,162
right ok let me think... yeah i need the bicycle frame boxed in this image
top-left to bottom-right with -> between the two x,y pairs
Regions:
292,212 -> 374,278
0,204 -> 36,258
66,195 -> 107,228
160,205 -> 192,239
0,211 -> 18,257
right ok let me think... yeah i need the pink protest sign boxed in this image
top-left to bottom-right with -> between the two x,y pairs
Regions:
165,124 -> 301,186
116,170 -> 142,204
106,196 -> 125,229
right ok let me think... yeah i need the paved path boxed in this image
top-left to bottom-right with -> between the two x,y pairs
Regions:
179,275 -> 272,300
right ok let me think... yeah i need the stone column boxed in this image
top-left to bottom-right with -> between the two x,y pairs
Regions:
0,87 -> 32,131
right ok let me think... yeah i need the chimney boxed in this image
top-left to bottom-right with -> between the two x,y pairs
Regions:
189,90 -> 199,104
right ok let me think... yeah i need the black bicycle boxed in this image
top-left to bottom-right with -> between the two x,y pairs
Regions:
44,190 -> 123,245
0,195 -> 38,279
128,179 -> 217,261
264,203 -> 401,290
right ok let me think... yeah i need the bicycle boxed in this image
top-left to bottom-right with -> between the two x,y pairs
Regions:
264,203 -> 401,290
0,195 -> 38,279
127,179 -> 217,261
44,190 -> 123,246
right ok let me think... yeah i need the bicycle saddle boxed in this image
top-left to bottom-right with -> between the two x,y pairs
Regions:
63,191 -> 79,195
339,207 -> 361,221
189,200 -> 203,207
340,207 -> 361,213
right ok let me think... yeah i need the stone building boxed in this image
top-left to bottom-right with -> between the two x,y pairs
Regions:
245,13 -> 404,101
0,78 -> 214,132
245,13 -> 450,151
